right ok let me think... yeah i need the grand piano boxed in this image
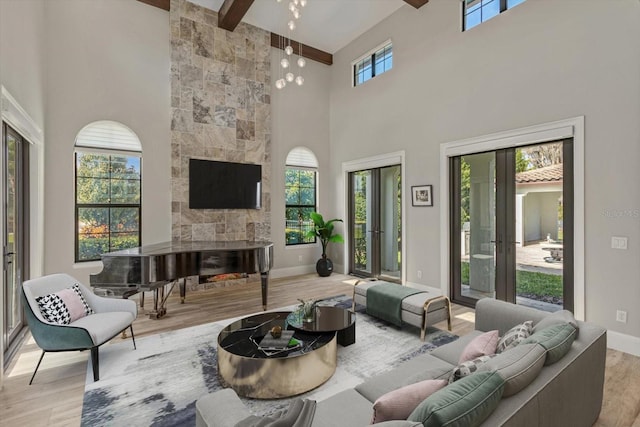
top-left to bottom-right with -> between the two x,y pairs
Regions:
90,240 -> 274,318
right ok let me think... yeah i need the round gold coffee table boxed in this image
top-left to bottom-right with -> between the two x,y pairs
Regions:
217,311 -> 337,399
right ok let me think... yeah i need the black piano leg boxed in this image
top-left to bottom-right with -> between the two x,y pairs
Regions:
149,286 -> 167,319
179,278 -> 186,304
260,272 -> 269,311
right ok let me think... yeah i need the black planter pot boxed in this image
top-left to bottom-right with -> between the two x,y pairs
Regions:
316,257 -> 334,277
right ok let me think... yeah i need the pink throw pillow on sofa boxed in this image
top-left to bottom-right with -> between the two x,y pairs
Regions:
371,379 -> 447,423
458,330 -> 499,364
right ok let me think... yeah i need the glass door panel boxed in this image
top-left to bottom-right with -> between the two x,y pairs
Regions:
3,123 -> 27,357
458,152 -> 496,302
514,142 -> 565,312
379,165 -> 401,280
349,165 -> 402,281
351,170 -> 373,275
4,132 -> 19,342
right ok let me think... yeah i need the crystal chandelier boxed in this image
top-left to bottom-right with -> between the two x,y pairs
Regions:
275,0 -> 306,89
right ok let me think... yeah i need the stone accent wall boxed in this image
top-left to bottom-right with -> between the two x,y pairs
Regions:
170,0 -> 271,247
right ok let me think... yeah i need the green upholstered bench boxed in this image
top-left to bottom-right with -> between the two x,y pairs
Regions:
352,280 -> 451,340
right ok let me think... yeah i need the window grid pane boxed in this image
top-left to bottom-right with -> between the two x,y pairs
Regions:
285,167 -> 317,245
353,42 -> 393,86
75,151 -> 141,262
507,0 -> 525,8
464,0 -> 525,31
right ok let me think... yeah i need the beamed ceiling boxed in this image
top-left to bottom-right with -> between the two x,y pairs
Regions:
138,0 -> 429,65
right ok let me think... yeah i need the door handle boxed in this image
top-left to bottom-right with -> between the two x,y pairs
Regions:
490,234 -> 503,252
4,252 -> 14,270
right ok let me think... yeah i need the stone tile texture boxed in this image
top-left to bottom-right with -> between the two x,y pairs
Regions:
171,0 -> 271,255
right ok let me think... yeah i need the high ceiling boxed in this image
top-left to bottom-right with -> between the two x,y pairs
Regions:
188,0 -> 407,54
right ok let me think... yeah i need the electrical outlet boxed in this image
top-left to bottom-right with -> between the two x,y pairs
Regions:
417,270 -> 422,279
298,255 -> 303,262
616,310 -> 627,323
612,236 -> 628,250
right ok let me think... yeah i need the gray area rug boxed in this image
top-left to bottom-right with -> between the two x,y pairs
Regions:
81,296 -> 457,426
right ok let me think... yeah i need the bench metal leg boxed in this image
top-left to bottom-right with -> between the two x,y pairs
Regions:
421,296 -> 452,341
352,280 -> 365,312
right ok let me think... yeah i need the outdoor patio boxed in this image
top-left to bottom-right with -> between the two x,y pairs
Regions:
461,240 -> 564,312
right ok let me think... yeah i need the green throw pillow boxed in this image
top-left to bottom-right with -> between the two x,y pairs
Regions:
533,310 -> 579,334
408,371 -> 505,427
477,343 -> 546,397
522,322 -> 577,365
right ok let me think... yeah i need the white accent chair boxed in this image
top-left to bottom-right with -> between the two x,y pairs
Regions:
22,273 -> 137,383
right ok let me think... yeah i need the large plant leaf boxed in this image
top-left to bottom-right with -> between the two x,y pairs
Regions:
305,212 -> 344,249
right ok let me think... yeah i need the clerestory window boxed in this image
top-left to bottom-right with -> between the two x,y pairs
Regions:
353,40 -> 393,87
463,0 -> 526,31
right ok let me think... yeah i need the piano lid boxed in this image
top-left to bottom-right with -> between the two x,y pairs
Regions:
99,240 -> 274,257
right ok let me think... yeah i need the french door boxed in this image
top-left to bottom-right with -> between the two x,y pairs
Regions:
349,165 -> 402,281
450,140 -> 573,311
3,122 -> 29,364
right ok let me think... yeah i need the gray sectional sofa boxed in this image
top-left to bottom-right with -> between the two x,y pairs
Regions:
196,298 -> 607,427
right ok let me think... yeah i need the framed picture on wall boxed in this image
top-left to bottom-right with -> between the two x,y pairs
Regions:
411,185 -> 433,207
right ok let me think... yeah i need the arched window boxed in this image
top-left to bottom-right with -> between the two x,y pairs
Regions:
74,121 -> 142,262
285,147 -> 318,245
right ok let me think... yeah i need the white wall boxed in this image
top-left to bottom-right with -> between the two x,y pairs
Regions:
329,0 -> 640,340
0,0 -> 46,129
270,48 -> 332,276
43,0 -> 171,284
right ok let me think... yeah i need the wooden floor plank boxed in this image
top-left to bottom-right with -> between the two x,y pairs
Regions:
0,273 -> 637,426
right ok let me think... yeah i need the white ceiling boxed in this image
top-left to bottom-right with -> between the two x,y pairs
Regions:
189,0 -> 405,54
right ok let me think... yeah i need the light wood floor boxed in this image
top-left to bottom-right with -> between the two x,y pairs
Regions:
1,273 -> 638,426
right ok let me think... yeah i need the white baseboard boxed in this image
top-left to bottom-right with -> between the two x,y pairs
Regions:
270,265 -> 316,279
607,330 -> 640,357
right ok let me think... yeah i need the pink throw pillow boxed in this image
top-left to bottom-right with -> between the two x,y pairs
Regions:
458,330 -> 499,364
371,379 -> 447,423
56,287 -> 89,322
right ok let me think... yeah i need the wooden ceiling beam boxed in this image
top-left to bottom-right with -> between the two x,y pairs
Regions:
218,0 -> 255,32
270,33 -> 333,66
403,0 -> 429,9
137,0 -> 170,11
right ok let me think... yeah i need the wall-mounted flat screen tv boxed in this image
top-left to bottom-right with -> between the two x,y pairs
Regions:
189,159 -> 262,209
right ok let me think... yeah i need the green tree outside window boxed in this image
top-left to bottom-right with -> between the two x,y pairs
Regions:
285,168 -> 317,245
75,151 -> 141,261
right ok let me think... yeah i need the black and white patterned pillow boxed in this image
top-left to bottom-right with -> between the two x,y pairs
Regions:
35,284 -> 94,325
496,320 -> 533,353
448,354 -> 497,384
71,284 -> 94,316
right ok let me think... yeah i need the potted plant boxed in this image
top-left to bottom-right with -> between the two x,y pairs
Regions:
306,212 -> 344,277
297,298 -> 317,323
